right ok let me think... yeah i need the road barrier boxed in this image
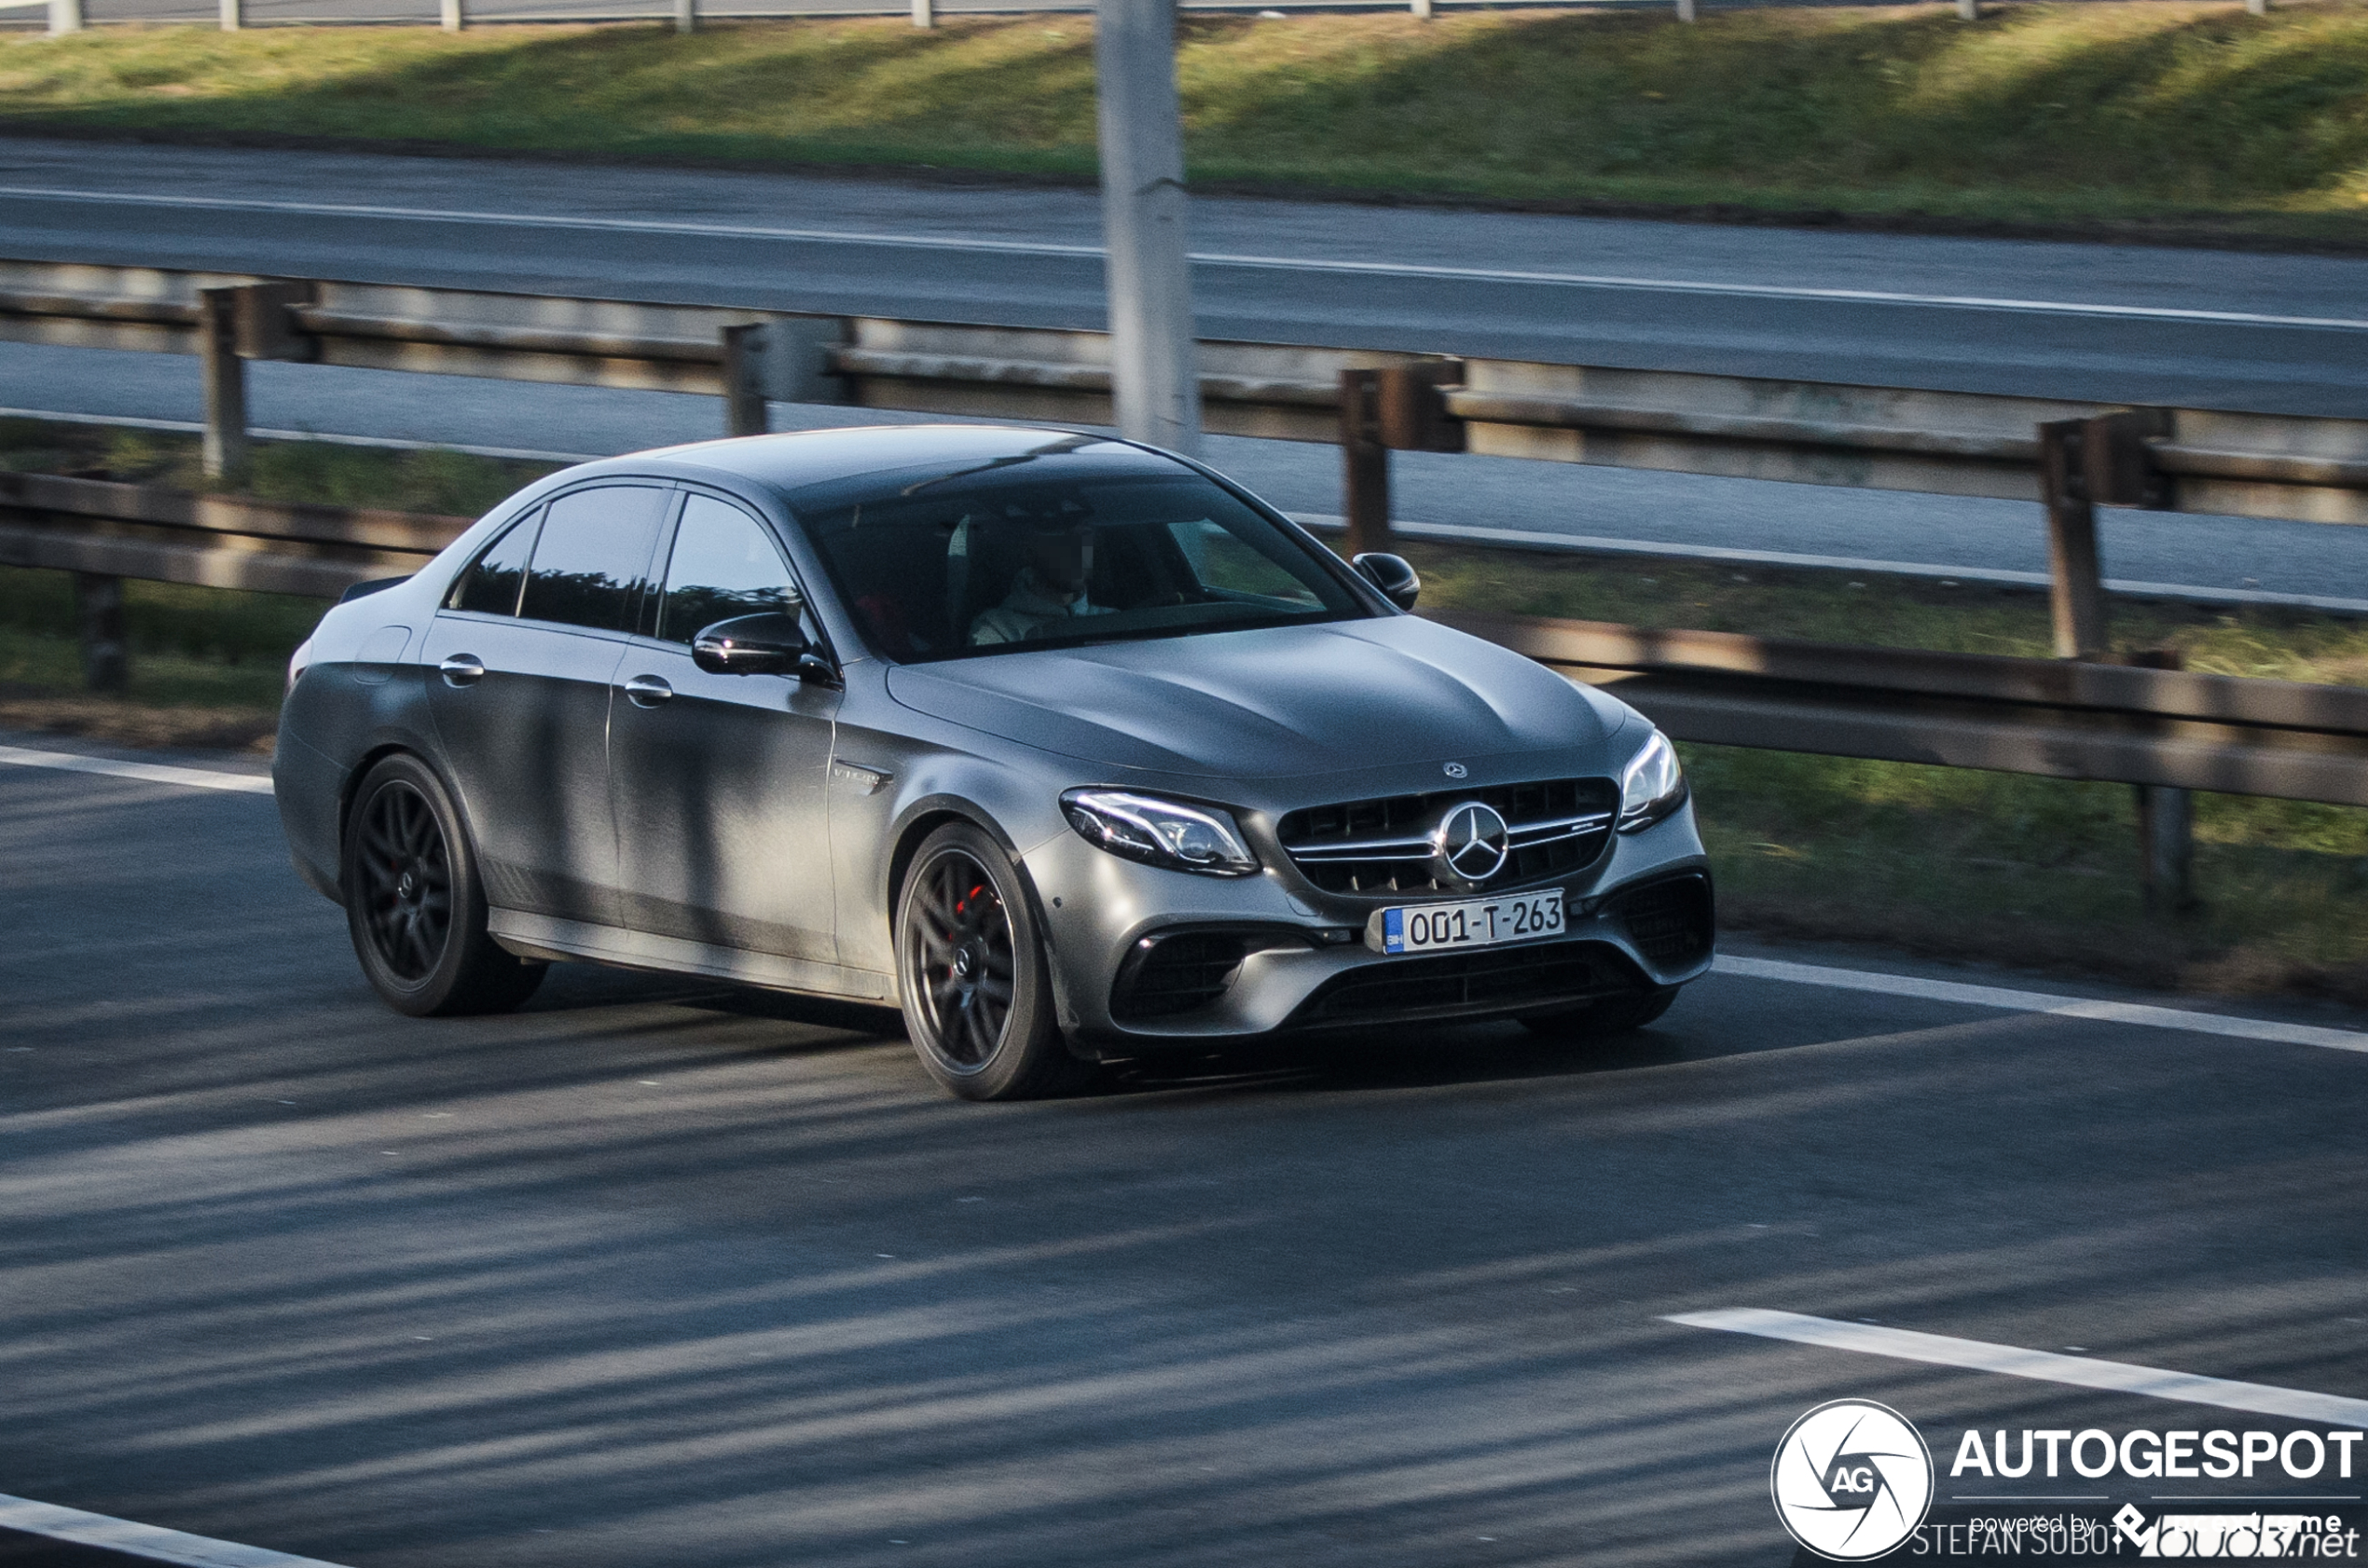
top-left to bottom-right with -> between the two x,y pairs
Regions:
6,475 -> 2366,813
8,256 -> 2368,901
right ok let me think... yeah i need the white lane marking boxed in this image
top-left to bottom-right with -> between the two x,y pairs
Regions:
3,184 -> 2359,332
1288,515 -> 2368,615
0,407 -> 600,464
1665,1308 -> 2368,1427
0,1491 -> 352,1568
1714,953 -> 2368,1053
0,744 -> 274,795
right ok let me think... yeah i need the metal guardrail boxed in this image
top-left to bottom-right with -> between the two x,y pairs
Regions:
4,475 -> 2364,814
0,472 -> 465,598
1430,609 -> 2368,810
8,259 -> 2368,526
6,252 -> 2366,906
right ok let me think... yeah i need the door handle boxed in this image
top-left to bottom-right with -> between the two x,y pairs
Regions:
623,674 -> 673,708
438,653 -> 485,687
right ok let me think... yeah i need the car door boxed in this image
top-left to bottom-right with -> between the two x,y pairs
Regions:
608,490 -> 843,963
422,482 -> 670,927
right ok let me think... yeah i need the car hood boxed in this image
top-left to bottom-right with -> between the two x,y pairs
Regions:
883,617 -> 1620,778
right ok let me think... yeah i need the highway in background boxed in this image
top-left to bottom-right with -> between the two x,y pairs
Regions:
6,134 -> 2367,597
5,739 -> 2368,1567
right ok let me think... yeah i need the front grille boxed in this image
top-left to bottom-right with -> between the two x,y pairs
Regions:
1276,777 -> 1618,896
1291,939 -> 1634,1027
1110,931 -> 1250,1021
1611,873 -> 1714,968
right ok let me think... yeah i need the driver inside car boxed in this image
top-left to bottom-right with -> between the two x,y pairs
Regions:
970,519 -> 1114,646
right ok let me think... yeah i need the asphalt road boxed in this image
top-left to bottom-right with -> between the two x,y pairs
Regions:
6,736 -> 2368,1567
6,139 -> 2367,599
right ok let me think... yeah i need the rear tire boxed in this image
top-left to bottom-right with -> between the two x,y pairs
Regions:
1520,985 -> 1679,1040
895,822 -> 1088,1102
342,753 -> 544,1018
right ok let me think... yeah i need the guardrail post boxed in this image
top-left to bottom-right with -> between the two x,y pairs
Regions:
2246,0 -> 2267,14
2037,419 -> 2107,661
1675,0 -> 1695,19
722,323 -> 769,437
675,0 -> 695,30
1956,0 -> 1977,19
912,0 -> 933,26
199,287 -> 251,484
1340,369 -> 1390,557
441,0 -> 465,30
2130,649 -> 2198,915
1410,0 -> 1432,17
47,0 -> 82,34
74,572 -> 130,695
220,0 -> 242,29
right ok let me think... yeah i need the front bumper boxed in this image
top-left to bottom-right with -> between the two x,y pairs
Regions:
1024,803 -> 1713,1051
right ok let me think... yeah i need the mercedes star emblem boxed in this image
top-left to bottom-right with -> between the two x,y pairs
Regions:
1442,762 -> 1468,778
1430,801 -> 1510,888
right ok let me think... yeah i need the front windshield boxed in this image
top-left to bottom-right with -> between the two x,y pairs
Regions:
794,458 -> 1371,662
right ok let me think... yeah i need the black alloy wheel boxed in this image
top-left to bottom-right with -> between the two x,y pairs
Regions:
895,822 -> 1085,1101
907,847 -> 1016,1069
356,779 -> 451,983
341,753 -> 544,1017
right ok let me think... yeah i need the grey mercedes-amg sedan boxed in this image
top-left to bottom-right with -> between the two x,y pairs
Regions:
274,425 -> 1712,1099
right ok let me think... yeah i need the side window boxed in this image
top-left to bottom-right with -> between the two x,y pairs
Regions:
657,495 -> 801,643
518,485 -> 670,633
445,508 -> 542,616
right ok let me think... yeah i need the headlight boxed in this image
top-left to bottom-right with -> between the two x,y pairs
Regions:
1062,789 -> 1260,877
1618,729 -> 1687,832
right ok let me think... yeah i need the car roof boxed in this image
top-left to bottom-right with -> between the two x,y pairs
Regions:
558,424 -> 1192,499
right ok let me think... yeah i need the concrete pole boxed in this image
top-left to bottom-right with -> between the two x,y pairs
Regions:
2246,0 -> 2267,13
1410,0 -> 1431,17
675,0 -> 695,30
1675,0 -> 1694,21
47,0 -> 82,34
1956,0 -> 1977,19
1095,0 -> 1202,457
912,0 -> 932,27
441,0 -> 464,31
220,0 -> 242,28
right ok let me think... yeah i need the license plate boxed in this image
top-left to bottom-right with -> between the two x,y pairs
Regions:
1371,891 -> 1565,955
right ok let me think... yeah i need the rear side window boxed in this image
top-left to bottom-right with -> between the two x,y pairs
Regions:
518,485 -> 671,633
657,495 -> 801,643
446,508 -> 541,616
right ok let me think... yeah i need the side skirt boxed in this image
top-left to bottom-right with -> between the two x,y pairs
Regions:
488,909 -> 893,1004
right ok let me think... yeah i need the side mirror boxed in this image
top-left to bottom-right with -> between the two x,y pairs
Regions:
1352,552 -> 1421,612
693,612 -> 809,676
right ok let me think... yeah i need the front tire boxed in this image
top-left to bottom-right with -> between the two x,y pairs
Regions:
342,753 -> 544,1017
895,822 -> 1084,1101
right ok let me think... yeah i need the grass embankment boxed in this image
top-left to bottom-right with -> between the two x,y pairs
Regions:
9,5 -> 2368,241
3,420 -> 2361,999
